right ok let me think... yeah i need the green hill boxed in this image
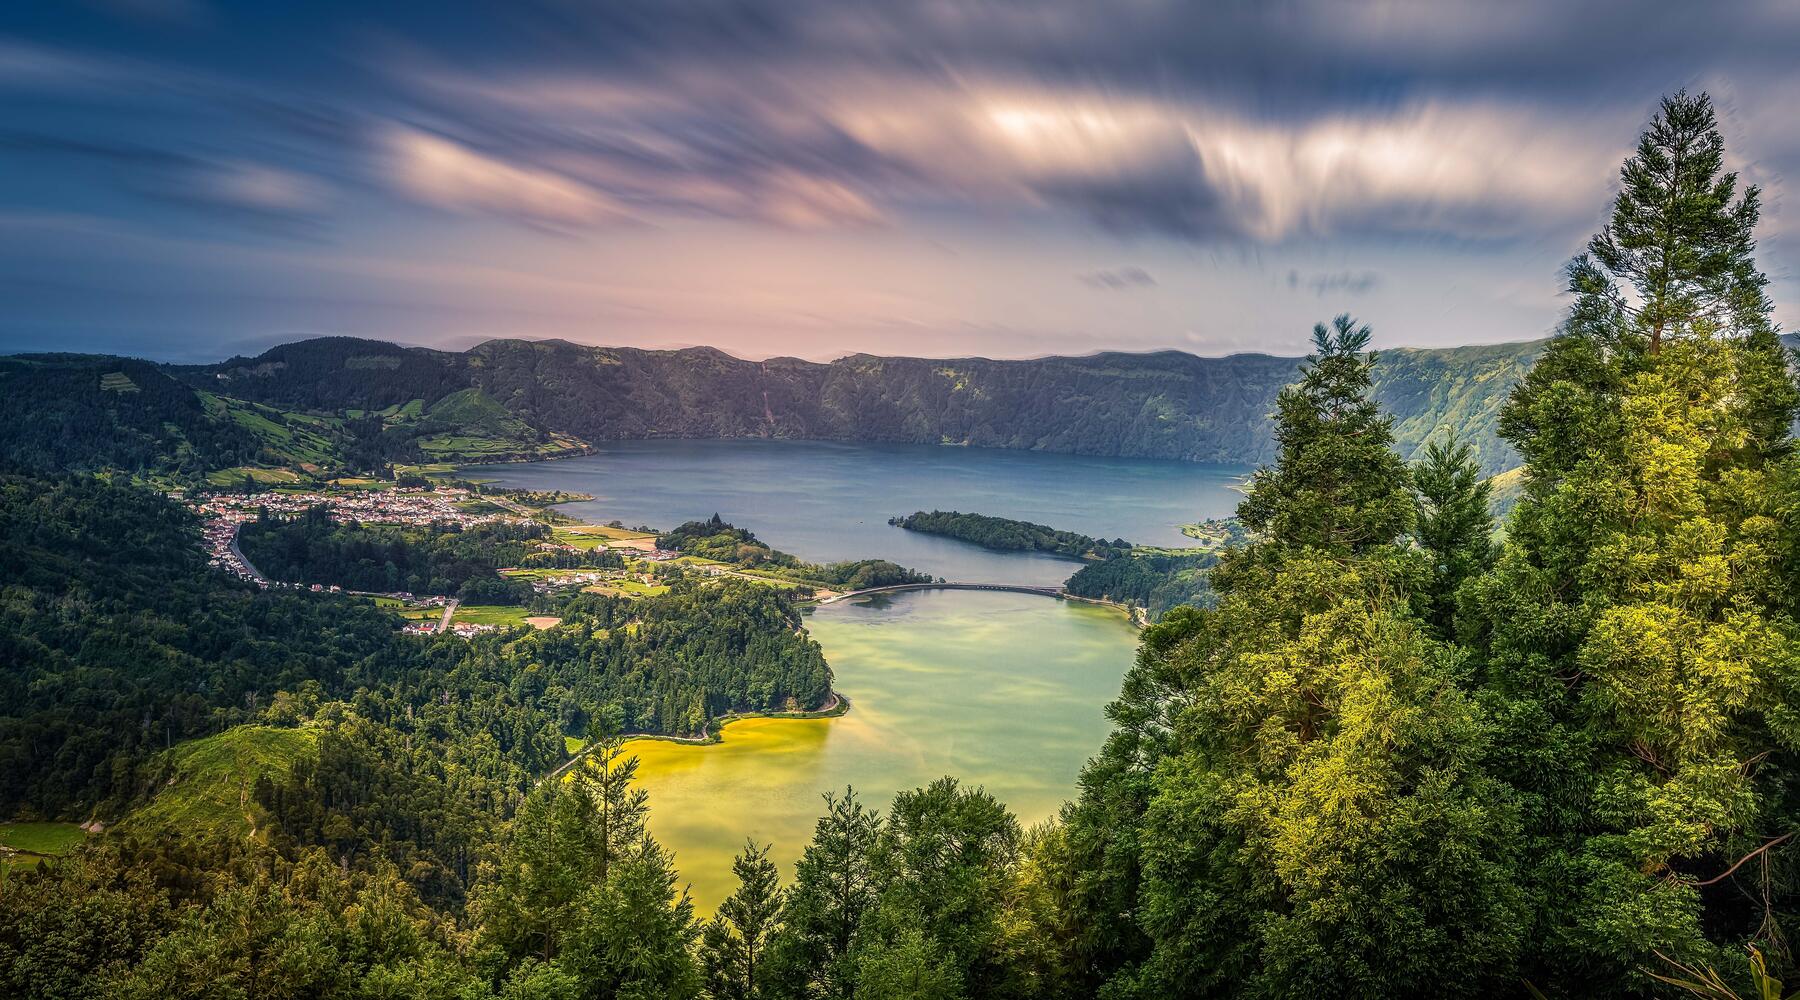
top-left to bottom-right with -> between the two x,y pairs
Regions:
119,725 -> 319,839
35,330 -> 1798,480
195,334 -> 1553,473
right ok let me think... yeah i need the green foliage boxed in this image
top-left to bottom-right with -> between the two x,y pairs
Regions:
1062,316 -> 1528,999
1412,438 -> 1495,633
891,510 -> 1130,559
702,841 -> 786,1000
474,720 -> 700,999
1461,93 -> 1800,996
0,475 -> 421,818
765,788 -> 882,1000
659,514 -> 931,589
239,506 -> 551,600
122,725 -> 318,838
0,356 -> 262,478
1579,91 -> 1773,354
1063,549 -> 1216,616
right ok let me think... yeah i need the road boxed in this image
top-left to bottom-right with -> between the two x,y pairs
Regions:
437,599 -> 460,632
227,523 -> 269,585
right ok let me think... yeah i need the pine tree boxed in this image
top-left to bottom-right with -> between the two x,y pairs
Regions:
703,841 -> 785,1000
1411,438 -> 1495,634
765,788 -> 881,1000
1469,91 -> 1800,995
1576,91 -> 1771,354
1087,318 -> 1523,998
1232,314 -> 1416,557
573,709 -> 651,885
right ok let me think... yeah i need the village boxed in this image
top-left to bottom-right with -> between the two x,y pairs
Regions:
185,482 -> 695,639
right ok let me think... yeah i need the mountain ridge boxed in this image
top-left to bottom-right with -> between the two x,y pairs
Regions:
188,333 -> 1555,473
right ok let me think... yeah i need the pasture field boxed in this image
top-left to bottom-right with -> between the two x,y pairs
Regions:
454,604 -> 534,627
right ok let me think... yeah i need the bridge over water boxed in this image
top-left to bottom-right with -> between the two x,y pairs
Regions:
817,581 -> 1143,624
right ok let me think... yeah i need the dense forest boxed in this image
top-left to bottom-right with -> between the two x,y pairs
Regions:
891,510 -> 1130,560
0,478 -> 832,822
1063,548 -> 1217,615
659,514 -> 934,589
0,356 -> 264,477
10,91 -> 1800,1000
237,506 -> 621,602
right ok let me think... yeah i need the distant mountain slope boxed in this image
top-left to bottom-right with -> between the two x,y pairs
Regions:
197,335 -> 1555,472
0,355 -> 263,477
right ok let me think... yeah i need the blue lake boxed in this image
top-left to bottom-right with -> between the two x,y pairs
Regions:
468,439 -> 1249,586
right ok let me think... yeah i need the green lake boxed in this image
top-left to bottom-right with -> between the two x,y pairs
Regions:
625,588 -> 1138,911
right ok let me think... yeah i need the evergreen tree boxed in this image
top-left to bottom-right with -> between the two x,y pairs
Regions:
1231,314 -> 1416,557
1071,317 -> 1525,998
1412,438 -> 1495,635
1468,91 -> 1800,995
862,777 -> 1023,998
766,789 -> 882,1000
574,710 -> 652,886
703,841 -> 786,1000
1576,91 -> 1772,355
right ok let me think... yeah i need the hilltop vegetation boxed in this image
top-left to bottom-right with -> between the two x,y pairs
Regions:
199,334 -> 1545,474
0,356 -> 262,478
660,514 -> 933,590
891,510 -> 1131,559
120,725 -> 319,839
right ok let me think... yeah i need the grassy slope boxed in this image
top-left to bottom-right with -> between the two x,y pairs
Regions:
121,725 -> 319,839
413,387 -> 589,460
0,822 -> 88,876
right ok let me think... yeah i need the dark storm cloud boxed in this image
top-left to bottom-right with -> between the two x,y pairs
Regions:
3,1 -> 1800,241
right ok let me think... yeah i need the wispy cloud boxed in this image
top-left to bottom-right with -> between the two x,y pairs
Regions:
1081,266 -> 1156,290
1289,270 -> 1381,296
377,125 -> 632,229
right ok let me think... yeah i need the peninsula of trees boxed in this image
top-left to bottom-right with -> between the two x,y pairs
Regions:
658,514 -> 933,590
889,510 -> 1131,560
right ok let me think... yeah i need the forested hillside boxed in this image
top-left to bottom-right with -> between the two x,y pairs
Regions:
0,477 -> 833,822
199,334 -> 1544,473
0,334 -> 1548,483
0,356 -> 262,477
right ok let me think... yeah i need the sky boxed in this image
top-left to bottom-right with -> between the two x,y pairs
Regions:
4,2 -> 1800,363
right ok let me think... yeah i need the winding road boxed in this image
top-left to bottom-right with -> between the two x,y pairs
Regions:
226,523 -> 269,585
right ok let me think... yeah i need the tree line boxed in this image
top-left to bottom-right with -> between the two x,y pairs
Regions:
659,515 -> 934,589
890,510 -> 1131,560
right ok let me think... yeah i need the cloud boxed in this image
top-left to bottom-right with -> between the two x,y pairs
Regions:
1288,269 -> 1382,296
417,65 -> 1627,243
1081,266 -> 1156,290
377,124 -> 631,228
